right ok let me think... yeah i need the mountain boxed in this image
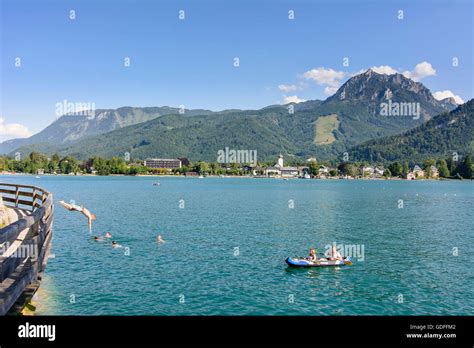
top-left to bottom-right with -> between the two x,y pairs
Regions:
325,69 -> 451,121
348,99 -> 474,163
10,70 -> 457,162
0,106 -> 215,154
437,97 -> 460,110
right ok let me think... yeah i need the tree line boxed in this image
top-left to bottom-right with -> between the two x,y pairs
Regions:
0,152 -> 472,179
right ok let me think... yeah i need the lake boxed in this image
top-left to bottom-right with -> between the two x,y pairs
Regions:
1,175 -> 472,315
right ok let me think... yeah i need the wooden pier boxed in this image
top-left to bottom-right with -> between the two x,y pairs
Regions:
0,183 -> 53,315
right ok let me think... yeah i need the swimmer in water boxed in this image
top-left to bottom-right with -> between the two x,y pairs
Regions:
156,234 -> 166,243
105,232 -> 112,239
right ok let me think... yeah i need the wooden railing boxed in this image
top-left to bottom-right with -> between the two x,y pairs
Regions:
0,183 -> 54,315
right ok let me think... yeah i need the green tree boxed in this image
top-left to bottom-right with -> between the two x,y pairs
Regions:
129,165 -> 147,175
209,162 -> 220,175
422,159 -> 436,178
437,159 -> 450,178
446,157 -> 456,173
456,154 -> 473,179
196,161 -> 209,174
402,161 -> 409,177
337,162 -> 357,177
388,161 -> 403,177
63,156 -> 80,174
422,159 -> 436,170
309,160 -> 319,176
27,152 -> 49,173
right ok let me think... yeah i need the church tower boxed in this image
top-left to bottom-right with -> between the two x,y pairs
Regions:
276,154 -> 284,167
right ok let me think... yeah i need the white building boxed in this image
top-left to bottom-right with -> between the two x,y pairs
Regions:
374,167 -> 385,176
265,154 -> 300,177
144,158 -> 182,170
319,165 -> 329,174
413,165 -> 425,177
363,166 -> 375,175
429,165 -> 439,178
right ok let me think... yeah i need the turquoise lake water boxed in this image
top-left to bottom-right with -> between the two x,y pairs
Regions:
1,175 -> 473,315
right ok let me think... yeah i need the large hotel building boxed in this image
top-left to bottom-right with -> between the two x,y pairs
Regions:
144,158 -> 182,169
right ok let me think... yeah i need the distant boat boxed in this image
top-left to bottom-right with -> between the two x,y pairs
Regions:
199,175 -> 204,179
35,176 -> 41,179
153,182 -> 160,186
283,178 -> 289,181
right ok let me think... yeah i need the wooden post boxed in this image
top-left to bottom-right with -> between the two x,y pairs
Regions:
15,186 -> 20,208
32,188 -> 36,212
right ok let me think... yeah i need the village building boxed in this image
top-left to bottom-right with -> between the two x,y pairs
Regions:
144,158 -> 182,170
264,155 -> 300,178
280,167 -> 300,177
362,166 -> 375,176
264,166 -> 281,176
374,167 -> 385,176
319,165 -> 329,174
252,166 -> 265,176
413,165 -> 425,178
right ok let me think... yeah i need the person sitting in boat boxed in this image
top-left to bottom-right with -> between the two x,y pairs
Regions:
327,245 -> 343,261
308,248 -> 317,261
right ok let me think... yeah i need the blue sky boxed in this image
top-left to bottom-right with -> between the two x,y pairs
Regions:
1,0 -> 472,139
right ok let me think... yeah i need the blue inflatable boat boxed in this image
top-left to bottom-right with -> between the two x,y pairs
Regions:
285,256 -> 352,268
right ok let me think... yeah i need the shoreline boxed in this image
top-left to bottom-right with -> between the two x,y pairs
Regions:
0,172 -> 465,181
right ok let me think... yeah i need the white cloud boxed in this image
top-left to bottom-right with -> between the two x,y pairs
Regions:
370,65 -> 398,75
324,86 -> 339,96
354,62 -> 436,82
282,95 -> 306,104
402,61 -> 436,82
278,84 -> 299,92
432,90 -> 464,104
0,118 -> 32,141
303,67 -> 345,88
